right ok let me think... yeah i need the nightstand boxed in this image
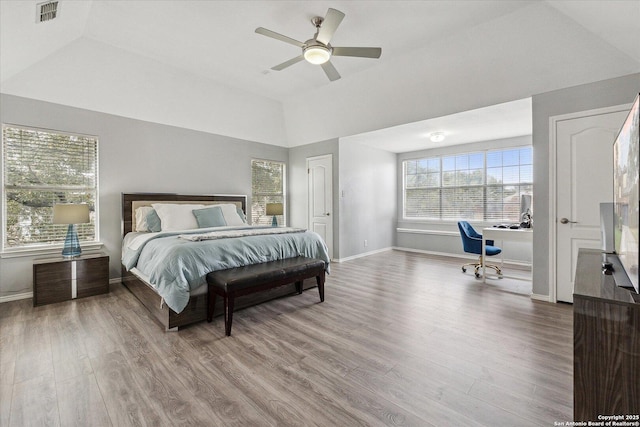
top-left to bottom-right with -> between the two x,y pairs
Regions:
33,252 -> 109,307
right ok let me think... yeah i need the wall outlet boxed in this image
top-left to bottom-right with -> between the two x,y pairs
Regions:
364,240 -> 368,247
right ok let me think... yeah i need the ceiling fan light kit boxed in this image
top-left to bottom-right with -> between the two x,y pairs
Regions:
255,8 -> 381,81
304,44 -> 332,64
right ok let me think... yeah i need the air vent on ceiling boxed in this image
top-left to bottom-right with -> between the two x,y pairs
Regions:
36,1 -> 58,23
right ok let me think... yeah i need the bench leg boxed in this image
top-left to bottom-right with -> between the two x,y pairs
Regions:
224,294 -> 234,336
207,290 -> 216,322
316,271 -> 325,302
295,281 -> 303,294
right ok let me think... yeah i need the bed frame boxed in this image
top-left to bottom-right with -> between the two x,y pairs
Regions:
121,192 -> 315,331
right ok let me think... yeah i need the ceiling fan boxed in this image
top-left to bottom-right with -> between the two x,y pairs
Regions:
255,8 -> 382,82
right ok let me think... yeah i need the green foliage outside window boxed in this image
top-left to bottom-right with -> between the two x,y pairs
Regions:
2,126 -> 98,249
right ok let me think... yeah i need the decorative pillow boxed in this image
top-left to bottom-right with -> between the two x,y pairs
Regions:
133,206 -> 160,232
151,203 -> 205,231
192,206 -> 227,228
135,207 -> 151,232
218,204 -> 246,226
146,209 -> 162,232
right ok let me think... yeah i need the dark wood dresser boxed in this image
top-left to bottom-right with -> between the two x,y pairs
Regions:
573,248 -> 640,421
33,252 -> 109,306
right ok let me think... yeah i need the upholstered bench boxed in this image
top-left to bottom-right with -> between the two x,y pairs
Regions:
206,257 -> 326,336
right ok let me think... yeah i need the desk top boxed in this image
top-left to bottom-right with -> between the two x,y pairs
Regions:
483,227 -> 533,240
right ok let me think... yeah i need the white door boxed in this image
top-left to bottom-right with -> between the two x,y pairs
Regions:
307,154 -> 333,258
555,108 -> 628,302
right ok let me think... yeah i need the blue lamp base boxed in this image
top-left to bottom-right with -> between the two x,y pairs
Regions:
271,215 -> 278,227
61,224 -> 82,257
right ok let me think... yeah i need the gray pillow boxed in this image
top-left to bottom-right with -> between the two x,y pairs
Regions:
193,206 -> 227,228
146,209 -> 162,232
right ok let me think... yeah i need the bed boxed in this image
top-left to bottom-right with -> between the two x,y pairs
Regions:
120,193 -> 330,330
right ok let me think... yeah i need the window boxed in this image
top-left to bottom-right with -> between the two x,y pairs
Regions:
2,125 -> 98,250
251,159 -> 285,226
404,146 -> 532,222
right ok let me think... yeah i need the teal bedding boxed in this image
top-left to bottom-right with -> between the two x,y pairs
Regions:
122,226 -> 330,313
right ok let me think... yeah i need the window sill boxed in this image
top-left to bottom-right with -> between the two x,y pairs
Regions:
397,228 -> 459,237
1,242 -> 104,259
400,219 -> 499,228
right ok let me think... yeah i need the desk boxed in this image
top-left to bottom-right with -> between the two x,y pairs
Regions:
481,228 -> 533,283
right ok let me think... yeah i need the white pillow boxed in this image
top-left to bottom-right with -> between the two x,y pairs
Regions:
218,204 -> 246,226
135,206 -> 154,232
151,203 -> 205,231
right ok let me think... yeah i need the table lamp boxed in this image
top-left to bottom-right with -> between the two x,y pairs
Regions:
265,203 -> 283,227
52,203 -> 90,257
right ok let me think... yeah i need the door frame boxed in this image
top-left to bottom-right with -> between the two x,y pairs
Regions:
306,153 -> 333,259
548,104 -> 630,303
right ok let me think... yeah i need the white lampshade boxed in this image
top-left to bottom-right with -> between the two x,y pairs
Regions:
52,203 -> 90,224
304,46 -> 331,65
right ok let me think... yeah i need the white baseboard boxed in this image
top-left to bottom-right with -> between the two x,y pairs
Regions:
110,277 -> 122,285
0,291 -> 32,303
333,247 -> 392,263
530,293 -> 551,302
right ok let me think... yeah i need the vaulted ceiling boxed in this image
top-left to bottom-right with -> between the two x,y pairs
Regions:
1,1 -> 639,148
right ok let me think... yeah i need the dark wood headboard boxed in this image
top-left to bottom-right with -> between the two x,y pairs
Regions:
121,193 -> 247,236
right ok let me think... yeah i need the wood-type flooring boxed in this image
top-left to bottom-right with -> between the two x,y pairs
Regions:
0,250 -> 573,426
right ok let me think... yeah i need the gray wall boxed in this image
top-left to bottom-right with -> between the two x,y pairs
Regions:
0,94 -> 288,299
288,138 -> 396,261
4,73 -> 639,301
396,135 -> 533,263
338,141 -> 397,259
531,73 -> 640,297
287,139 -> 340,258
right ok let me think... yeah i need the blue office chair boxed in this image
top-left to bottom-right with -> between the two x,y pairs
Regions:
457,221 -> 502,278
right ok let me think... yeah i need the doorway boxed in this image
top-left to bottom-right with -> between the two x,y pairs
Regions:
552,105 -> 629,302
307,154 -> 333,258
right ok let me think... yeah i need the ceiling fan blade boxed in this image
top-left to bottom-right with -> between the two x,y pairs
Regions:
255,27 -> 304,48
321,61 -> 341,81
271,55 -> 304,71
316,8 -> 345,45
332,47 -> 382,59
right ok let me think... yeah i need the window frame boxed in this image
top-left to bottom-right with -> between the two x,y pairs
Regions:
250,158 -> 286,226
402,145 -> 532,223
1,123 -> 101,257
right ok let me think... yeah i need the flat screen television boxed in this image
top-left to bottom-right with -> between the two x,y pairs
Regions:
613,93 -> 640,295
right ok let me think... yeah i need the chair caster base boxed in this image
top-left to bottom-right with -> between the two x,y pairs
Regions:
461,260 -> 502,279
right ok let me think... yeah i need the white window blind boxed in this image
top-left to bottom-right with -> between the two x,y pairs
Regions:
251,159 -> 285,226
2,125 -> 98,249
404,146 -> 532,222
